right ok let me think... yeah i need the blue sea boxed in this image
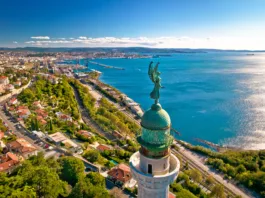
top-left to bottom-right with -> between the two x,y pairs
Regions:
78,52 -> 265,149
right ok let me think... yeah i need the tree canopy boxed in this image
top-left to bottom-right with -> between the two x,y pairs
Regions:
59,156 -> 85,186
0,153 -> 110,198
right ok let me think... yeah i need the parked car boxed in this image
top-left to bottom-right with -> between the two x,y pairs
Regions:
48,146 -> 54,150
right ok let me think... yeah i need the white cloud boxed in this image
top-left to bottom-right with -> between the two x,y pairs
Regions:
24,36 -> 265,50
31,36 -> 50,40
25,41 -> 36,44
26,40 -> 73,45
13,41 -> 18,44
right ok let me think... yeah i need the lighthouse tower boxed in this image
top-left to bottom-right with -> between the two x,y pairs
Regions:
129,62 -> 180,198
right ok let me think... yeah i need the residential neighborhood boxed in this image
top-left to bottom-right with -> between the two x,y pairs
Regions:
0,70 -> 140,197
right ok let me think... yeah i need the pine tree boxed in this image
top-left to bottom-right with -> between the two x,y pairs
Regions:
49,119 -> 53,132
35,117 -> 39,131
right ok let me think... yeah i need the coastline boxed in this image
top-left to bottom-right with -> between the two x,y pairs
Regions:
93,75 -> 244,151
76,75 -> 254,198
72,55 -> 265,151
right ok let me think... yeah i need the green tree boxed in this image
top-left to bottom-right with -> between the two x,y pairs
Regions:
0,155 -> 70,198
48,119 -> 53,132
83,150 -> 101,163
34,117 -> 39,131
188,169 -> 203,183
210,184 -> 225,198
175,189 -> 197,198
9,186 -> 36,198
236,164 -> 247,174
20,165 -> 68,198
86,172 -> 105,187
69,176 -> 110,198
205,174 -> 215,185
30,119 -> 35,131
59,156 -> 85,186
227,165 -> 236,177
18,89 -> 35,103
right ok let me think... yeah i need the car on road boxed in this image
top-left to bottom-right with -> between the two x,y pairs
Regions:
35,140 -> 41,144
15,124 -> 22,129
47,146 -> 54,151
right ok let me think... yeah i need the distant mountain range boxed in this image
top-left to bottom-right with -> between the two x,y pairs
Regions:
0,47 -> 264,53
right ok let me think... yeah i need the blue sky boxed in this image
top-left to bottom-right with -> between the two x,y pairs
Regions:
1,0 -> 265,49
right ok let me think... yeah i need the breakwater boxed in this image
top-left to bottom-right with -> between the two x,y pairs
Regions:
89,61 -> 125,70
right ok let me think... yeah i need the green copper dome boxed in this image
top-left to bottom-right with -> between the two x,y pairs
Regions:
141,103 -> 171,130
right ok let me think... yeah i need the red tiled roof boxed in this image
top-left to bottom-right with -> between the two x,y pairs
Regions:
0,160 -> 19,172
117,163 -> 130,172
0,152 -> 19,172
33,101 -> 41,106
8,138 -> 36,154
97,144 -> 112,152
0,132 -> 4,139
61,114 -> 70,119
78,130 -> 93,138
0,76 -> 7,79
108,163 -> 132,183
17,106 -> 28,110
37,116 -> 47,125
6,152 -> 19,161
9,107 -> 15,111
10,98 -> 17,103
18,109 -> 30,115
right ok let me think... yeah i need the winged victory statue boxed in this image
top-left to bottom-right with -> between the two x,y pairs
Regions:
148,61 -> 162,104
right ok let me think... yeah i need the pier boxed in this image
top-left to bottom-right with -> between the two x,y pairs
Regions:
89,61 -> 125,70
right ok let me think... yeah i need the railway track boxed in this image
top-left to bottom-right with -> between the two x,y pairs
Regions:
171,149 -> 239,197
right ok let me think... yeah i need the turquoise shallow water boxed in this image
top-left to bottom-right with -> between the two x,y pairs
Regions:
78,52 -> 265,149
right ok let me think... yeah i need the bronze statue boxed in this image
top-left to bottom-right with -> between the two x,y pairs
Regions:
148,61 -> 162,104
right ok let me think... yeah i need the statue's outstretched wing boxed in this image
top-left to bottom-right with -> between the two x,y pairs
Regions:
148,61 -> 155,83
154,62 -> 159,74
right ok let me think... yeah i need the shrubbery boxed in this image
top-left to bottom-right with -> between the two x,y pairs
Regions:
177,140 -> 265,196
70,79 -> 140,138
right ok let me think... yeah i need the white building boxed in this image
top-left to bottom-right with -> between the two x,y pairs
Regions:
129,92 -> 179,197
32,131 -> 45,138
48,132 -> 82,153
